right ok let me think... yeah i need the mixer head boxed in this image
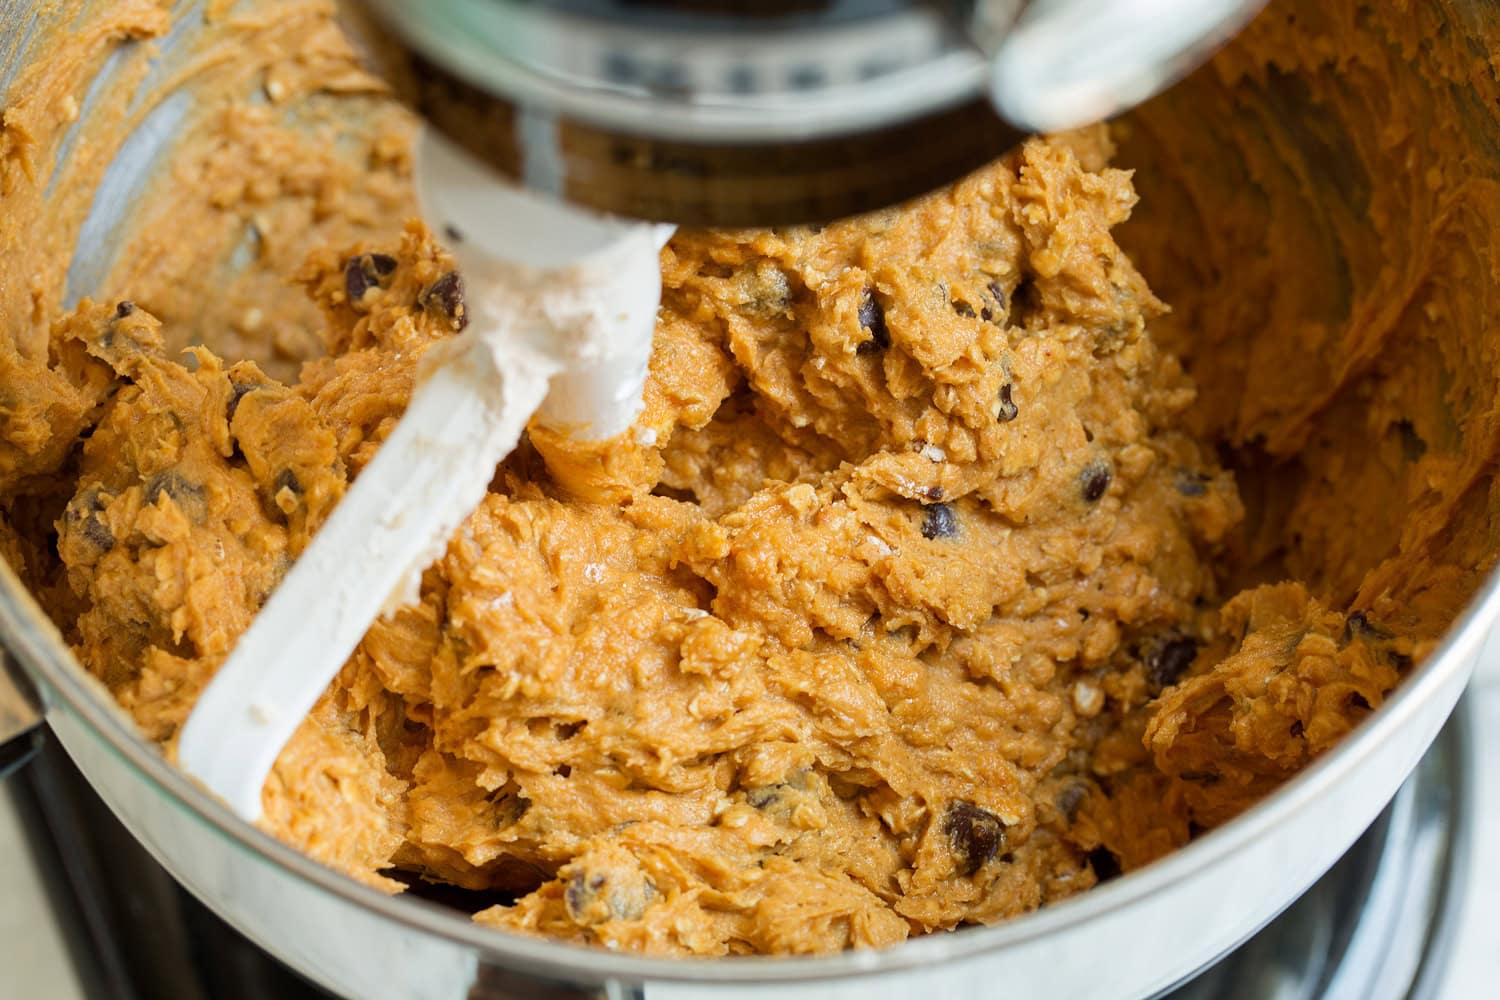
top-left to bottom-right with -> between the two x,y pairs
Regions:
353,0 -> 1262,226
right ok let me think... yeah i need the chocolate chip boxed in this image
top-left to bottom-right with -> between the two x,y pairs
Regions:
997,383 -> 1019,423
443,223 -> 465,244
1080,459 -> 1113,502
1396,420 -> 1427,462
226,382 -> 259,422
1056,783 -> 1088,822
115,301 -> 136,319
564,869 -> 649,925
63,488 -> 114,554
274,468 -> 303,497
145,471 -> 202,506
1088,848 -> 1121,882
943,801 -> 1006,876
565,873 -> 607,923
75,509 -> 112,552
924,485 -> 945,501
419,272 -> 468,332
856,289 -> 890,355
746,263 -> 793,314
1343,610 -> 1390,642
981,280 -> 1006,323
344,253 -> 398,305
1174,469 -> 1208,497
1145,635 -> 1199,690
953,300 -> 976,318
921,502 -> 958,540
746,786 -> 782,809
345,261 -> 373,303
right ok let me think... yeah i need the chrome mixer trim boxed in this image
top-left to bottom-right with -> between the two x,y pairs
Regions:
348,0 -> 1032,224
356,0 -> 1006,142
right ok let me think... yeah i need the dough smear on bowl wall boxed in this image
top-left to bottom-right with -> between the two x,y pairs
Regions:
0,0 -> 1494,966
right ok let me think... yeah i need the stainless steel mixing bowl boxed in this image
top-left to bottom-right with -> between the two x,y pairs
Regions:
0,2 -> 1495,997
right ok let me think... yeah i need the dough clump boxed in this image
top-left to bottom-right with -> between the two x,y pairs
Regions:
0,128 -> 1421,954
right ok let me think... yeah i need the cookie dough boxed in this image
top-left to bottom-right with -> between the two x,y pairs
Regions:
1,0 -> 1490,958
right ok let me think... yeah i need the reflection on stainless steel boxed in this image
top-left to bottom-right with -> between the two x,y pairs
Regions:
1165,699 -> 1474,1000
0,652 -> 43,779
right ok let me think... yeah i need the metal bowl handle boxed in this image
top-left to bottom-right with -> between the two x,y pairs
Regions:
0,649 -> 44,779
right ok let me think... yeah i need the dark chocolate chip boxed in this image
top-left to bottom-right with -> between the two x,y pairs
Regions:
1174,469 -> 1208,497
63,488 -> 115,554
747,773 -> 810,813
856,289 -> 890,355
1056,783 -> 1088,822
1080,459 -> 1113,502
953,300 -> 976,318
565,872 -> 607,922
1145,635 -> 1199,691
142,471 -> 205,523
81,513 -> 115,552
273,468 -> 303,497
1343,610 -> 1390,643
1088,848 -> 1122,882
419,271 -> 468,332
345,260 -> 373,303
145,471 -> 203,506
226,382 -> 259,422
344,253 -> 398,304
115,301 -> 136,319
943,800 -> 1006,876
921,502 -> 958,540
924,485 -> 945,501
563,869 -> 649,925
997,383 -> 1019,423
1396,420 -> 1427,462
746,786 -> 782,809
981,280 -> 1006,324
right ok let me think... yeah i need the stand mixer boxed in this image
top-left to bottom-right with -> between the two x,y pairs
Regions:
178,0 -> 1265,819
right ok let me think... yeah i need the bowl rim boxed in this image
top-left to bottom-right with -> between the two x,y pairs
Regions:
3,551 -> 1491,986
